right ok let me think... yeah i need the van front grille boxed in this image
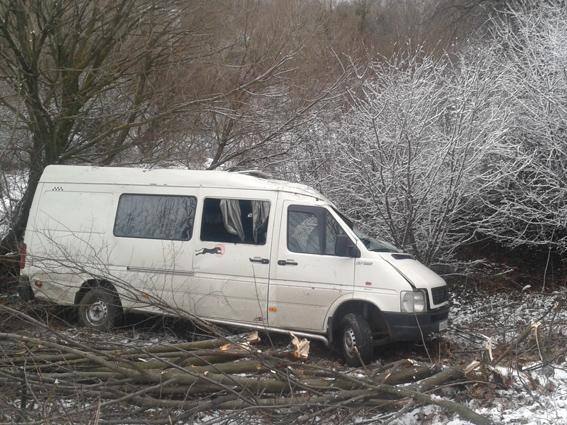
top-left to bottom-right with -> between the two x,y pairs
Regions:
431,286 -> 448,305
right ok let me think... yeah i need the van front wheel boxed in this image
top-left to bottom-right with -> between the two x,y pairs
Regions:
78,288 -> 121,331
339,313 -> 373,367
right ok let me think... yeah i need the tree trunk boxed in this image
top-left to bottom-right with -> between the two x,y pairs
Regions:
0,163 -> 43,254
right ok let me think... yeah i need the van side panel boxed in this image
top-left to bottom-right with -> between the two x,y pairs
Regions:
26,185 -> 116,304
26,183 -> 200,311
93,186 -> 197,313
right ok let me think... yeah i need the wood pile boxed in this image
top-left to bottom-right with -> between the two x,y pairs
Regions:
0,328 -> 493,424
0,254 -> 17,292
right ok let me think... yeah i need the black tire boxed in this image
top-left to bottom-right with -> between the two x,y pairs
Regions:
339,313 -> 374,367
17,281 -> 34,301
78,287 -> 121,331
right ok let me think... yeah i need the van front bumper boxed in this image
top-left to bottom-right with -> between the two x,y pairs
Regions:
382,306 -> 449,342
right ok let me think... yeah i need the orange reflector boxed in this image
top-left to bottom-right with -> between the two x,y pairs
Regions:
268,306 -> 277,313
18,243 -> 27,270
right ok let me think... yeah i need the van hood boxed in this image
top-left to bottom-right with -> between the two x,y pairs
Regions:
374,253 -> 446,289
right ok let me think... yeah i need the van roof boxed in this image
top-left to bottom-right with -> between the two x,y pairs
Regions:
40,165 -> 328,201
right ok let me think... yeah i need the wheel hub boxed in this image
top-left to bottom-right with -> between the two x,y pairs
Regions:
343,327 -> 358,356
86,300 -> 108,325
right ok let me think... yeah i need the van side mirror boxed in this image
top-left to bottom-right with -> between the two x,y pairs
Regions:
336,234 -> 361,258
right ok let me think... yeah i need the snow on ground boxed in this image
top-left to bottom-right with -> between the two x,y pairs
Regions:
4,288 -> 566,424
449,289 -> 567,343
391,288 -> 567,425
389,363 -> 567,424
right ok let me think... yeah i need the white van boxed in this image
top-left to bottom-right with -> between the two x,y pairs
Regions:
18,165 -> 449,365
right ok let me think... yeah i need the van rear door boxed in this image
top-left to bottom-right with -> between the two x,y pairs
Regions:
268,202 -> 356,332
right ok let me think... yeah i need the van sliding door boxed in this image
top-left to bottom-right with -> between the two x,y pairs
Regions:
191,190 -> 276,324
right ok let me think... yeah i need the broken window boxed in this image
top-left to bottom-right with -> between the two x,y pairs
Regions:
200,198 -> 270,245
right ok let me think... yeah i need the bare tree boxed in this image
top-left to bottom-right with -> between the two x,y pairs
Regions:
280,1 -> 567,265
285,47 -> 518,265
139,0 -> 347,172
476,1 -> 567,252
0,0 -> 189,252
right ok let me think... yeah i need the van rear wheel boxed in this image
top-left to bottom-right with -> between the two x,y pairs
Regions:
78,287 -> 121,331
339,313 -> 373,367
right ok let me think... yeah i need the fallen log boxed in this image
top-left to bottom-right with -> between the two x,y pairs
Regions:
0,329 -> 493,425
134,367 -> 491,425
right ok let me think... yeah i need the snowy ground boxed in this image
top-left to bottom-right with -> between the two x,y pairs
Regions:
390,288 -> 567,425
103,288 -> 567,425
1,287 -> 566,424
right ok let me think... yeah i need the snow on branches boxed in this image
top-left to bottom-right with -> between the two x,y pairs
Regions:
289,1 -> 567,264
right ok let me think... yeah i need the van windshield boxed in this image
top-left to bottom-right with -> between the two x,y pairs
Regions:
353,229 -> 400,253
330,207 -> 400,253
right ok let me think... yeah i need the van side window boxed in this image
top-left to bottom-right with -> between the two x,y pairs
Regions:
114,194 -> 196,241
288,206 -> 349,256
325,212 -> 348,255
201,198 -> 270,245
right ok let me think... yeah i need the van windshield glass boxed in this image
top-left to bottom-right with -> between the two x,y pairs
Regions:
353,229 -> 399,253
331,206 -> 399,252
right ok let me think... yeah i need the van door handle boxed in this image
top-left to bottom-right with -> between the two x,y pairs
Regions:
249,257 -> 269,264
277,259 -> 298,266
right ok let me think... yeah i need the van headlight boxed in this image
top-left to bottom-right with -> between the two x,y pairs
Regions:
400,290 -> 426,313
